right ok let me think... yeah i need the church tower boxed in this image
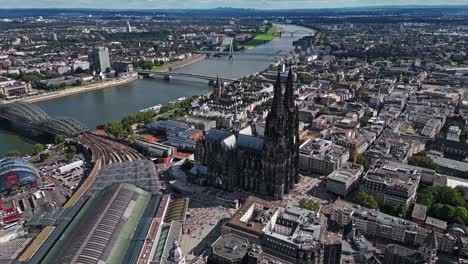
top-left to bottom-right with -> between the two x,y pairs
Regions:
261,68 -> 300,200
213,76 -> 223,98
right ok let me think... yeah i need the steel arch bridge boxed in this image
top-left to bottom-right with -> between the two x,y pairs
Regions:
0,101 -> 50,123
0,102 -> 89,137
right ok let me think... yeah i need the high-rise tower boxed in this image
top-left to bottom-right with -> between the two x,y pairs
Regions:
92,47 -> 111,74
125,21 -> 132,33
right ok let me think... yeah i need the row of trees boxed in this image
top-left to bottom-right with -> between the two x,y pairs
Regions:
97,96 -> 198,139
4,71 -> 63,88
408,152 -> 440,171
132,60 -> 166,70
96,110 -> 156,139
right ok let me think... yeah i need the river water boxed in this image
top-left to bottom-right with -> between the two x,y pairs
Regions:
0,24 -> 311,157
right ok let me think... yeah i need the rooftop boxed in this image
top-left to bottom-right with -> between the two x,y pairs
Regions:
425,217 -> 447,230
226,196 -> 279,236
411,204 -> 427,221
43,183 -> 153,264
327,166 -> 362,183
87,160 -> 160,196
211,234 -> 249,261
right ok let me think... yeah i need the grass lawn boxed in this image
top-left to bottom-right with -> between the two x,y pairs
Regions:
150,61 -> 178,71
240,26 -> 278,49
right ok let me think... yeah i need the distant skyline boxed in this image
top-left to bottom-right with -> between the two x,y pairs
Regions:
0,0 -> 467,10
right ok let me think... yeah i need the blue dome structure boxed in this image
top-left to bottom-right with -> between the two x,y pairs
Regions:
0,158 -> 39,191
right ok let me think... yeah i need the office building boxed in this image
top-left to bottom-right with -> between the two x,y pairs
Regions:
126,21 -> 132,33
220,196 -> 341,264
0,77 -> 33,99
361,164 -> 420,208
208,234 -> 263,264
299,138 -> 349,175
92,47 -> 111,73
326,164 -> 364,196
330,200 -> 431,247
447,126 -> 462,142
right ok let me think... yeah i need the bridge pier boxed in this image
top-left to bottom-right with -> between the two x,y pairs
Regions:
139,72 -> 154,78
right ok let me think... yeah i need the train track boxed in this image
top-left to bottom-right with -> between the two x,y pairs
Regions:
64,133 -> 145,208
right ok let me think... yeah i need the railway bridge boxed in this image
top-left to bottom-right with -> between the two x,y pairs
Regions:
276,30 -> 315,38
0,102 -> 89,137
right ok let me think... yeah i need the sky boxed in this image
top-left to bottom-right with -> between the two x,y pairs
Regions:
0,0 -> 467,9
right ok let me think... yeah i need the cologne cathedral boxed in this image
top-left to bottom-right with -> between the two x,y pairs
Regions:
195,69 -> 299,200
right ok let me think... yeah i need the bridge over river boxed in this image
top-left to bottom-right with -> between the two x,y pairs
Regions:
137,71 -> 277,84
0,102 -> 89,137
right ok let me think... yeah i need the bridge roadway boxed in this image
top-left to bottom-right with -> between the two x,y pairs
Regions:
196,50 -> 285,56
138,71 -> 278,84
64,133 -> 145,208
137,71 -> 238,83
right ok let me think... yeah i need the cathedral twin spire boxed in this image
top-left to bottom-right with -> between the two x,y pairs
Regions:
269,67 -> 295,122
262,66 -> 298,200
284,68 -> 295,112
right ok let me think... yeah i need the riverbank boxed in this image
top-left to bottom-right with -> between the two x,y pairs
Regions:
135,54 -> 207,73
0,54 -> 208,105
11,75 -> 140,104
157,54 -> 207,72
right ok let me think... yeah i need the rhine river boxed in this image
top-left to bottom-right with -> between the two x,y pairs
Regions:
0,24 -> 312,157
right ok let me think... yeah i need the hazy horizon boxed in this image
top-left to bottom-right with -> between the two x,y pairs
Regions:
0,0 -> 467,10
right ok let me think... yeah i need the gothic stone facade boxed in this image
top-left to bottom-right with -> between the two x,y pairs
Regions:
195,70 -> 299,200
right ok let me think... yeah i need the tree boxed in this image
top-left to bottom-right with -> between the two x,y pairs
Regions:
6,150 -> 21,157
356,191 -> 378,209
54,135 -> 65,145
298,198 -> 321,211
417,190 -> 434,208
32,144 -> 45,155
65,152 -> 75,161
419,185 -> 468,224
359,113 -> 373,127
454,207 -> 468,224
67,145 -> 77,154
39,153 -> 50,162
408,152 -> 440,171
356,155 -> 369,170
